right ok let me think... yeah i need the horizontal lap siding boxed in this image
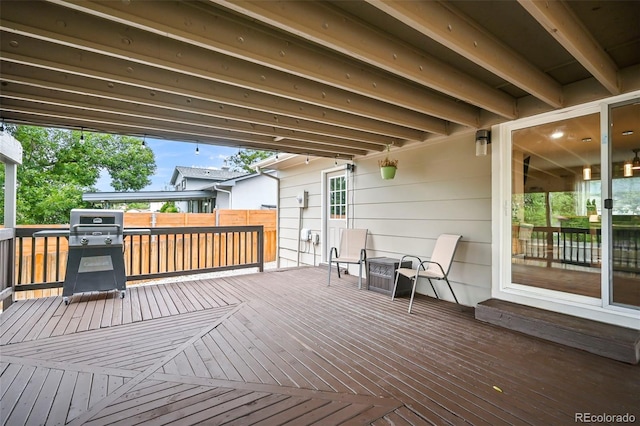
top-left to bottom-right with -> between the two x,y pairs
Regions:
277,134 -> 491,305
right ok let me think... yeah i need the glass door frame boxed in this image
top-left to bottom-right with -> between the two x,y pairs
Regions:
493,91 -> 640,328
321,165 -> 349,264
602,98 -> 640,313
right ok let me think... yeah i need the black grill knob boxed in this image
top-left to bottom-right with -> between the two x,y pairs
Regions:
105,237 -> 112,245
81,238 -> 89,245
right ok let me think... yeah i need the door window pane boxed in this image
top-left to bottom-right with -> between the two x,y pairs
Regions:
329,176 -> 346,219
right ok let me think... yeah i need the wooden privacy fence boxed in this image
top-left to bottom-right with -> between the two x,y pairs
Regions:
11,210 -> 276,300
122,210 -> 276,262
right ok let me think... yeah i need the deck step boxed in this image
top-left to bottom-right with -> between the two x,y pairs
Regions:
475,299 -> 640,364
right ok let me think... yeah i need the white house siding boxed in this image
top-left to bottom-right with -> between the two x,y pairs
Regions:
176,201 -> 188,213
276,133 -> 492,306
215,191 -> 230,210
231,175 -> 277,210
277,160 -> 326,269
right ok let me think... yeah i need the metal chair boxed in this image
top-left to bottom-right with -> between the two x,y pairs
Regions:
328,228 -> 368,288
392,234 -> 462,313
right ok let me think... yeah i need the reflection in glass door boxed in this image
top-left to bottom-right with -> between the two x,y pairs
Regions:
609,101 -> 640,308
511,113 -> 602,298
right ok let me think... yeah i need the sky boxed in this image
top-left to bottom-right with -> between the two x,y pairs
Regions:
96,138 -> 240,192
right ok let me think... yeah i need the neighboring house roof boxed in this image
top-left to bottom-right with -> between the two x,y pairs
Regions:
83,190 -> 215,203
83,167 -> 261,203
170,166 -> 247,185
213,170 -> 277,188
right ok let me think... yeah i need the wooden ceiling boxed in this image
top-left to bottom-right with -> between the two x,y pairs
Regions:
1,0 -> 639,159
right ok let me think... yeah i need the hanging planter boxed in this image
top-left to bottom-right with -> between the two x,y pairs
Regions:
380,165 -> 397,180
378,144 -> 398,180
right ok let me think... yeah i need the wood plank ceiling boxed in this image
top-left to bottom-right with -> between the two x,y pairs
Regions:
1,0 -> 639,159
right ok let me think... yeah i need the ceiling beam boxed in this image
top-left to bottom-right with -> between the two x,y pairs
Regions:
517,0 -> 620,95
0,89 -> 383,153
211,0 -> 516,120
47,0 -> 478,127
26,0 -> 464,131
1,103 -> 364,157
0,36 -> 425,142
1,65 -> 396,147
366,0 -> 564,108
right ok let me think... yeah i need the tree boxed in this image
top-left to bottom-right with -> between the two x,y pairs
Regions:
224,149 -> 271,173
126,202 -> 150,211
1,125 -> 156,224
159,201 -> 179,213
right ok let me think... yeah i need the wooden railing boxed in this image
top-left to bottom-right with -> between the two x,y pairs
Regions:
13,225 -> 264,296
515,225 -> 640,273
0,228 -> 15,309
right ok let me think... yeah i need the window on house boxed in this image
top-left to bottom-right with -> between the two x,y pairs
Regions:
329,175 -> 346,219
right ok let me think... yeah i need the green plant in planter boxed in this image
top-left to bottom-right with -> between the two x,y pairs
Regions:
379,145 -> 398,180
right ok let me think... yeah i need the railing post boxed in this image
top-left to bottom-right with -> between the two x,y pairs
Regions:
0,228 -> 15,310
546,228 -> 554,267
258,225 -> 264,272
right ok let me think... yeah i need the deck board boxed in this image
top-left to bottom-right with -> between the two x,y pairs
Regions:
26,298 -> 63,341
1,364 -> 37,424
0,297 -> 37,332
56,297 -> 85,336
49,370 -> 80,426
1,267 -> 638,425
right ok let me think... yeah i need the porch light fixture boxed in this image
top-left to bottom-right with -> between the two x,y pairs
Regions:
195,143 -> 199,155
624,161 -> 633,177
475,130 -> 490,156
142,135 -> 146,147
80,128 -> 84,142
583,165 -> 592,181
305,155 -> 309,165
632,149 -> 640,170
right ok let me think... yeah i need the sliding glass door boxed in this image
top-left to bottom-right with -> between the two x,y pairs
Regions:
511,113 -> 602,299
509,98 -> 639,310
609,100 -> 640,308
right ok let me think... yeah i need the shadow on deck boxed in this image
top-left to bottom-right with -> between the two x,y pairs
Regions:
1,267 -> 638,425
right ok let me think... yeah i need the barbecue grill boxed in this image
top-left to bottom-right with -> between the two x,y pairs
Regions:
34,209 -> 149,305
62,209 -> 127,304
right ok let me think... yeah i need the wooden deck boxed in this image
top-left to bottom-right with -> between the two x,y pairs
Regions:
1,267 -> 638,425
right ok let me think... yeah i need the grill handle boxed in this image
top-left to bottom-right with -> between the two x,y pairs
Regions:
70,223 -> 122,234
33,230 -> 70,238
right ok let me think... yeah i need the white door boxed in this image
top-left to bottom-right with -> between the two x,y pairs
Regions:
324,170 -> 347,261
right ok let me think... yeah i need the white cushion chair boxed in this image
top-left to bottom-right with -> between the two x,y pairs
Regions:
392,234 -> 462,313
328,228 -> 368,289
